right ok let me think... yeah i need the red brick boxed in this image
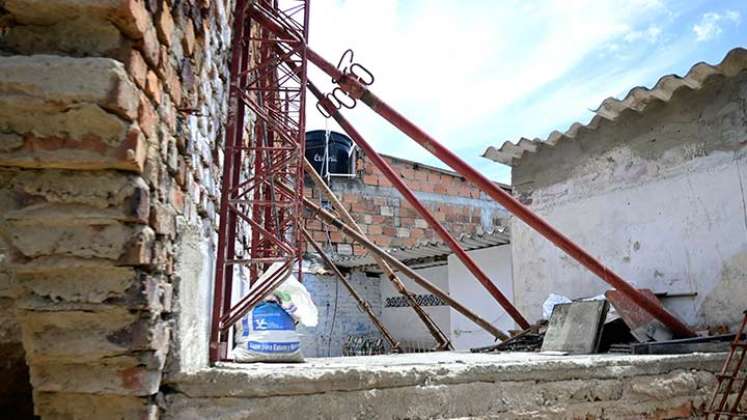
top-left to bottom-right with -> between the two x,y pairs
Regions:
329,231 -> 343,242
182,18 -> 196,56
138,94 -> 158,140
155,0 -> 174,47
145,71 -> 162,104
125,49 -> 148,89
139,25 -> 161,68
169,183 -> 185,213
111,0 -> 152,39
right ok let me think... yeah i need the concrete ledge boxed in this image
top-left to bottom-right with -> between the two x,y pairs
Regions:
168,351 -> 725,399
165,352 -> 727,419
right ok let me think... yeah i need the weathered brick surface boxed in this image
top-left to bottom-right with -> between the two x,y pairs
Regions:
305,153 -> 509,255
0,0 -> 231,417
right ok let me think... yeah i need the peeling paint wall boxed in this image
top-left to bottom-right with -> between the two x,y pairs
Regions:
511,72 -> 747,330
298,272 -> 383,357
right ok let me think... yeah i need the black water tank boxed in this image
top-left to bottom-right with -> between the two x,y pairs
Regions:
305,130 -> 354,177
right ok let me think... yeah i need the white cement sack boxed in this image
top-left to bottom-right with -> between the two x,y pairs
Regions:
233,301 -> 304,363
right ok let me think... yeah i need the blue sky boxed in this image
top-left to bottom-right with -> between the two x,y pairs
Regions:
304,0 -> 746,184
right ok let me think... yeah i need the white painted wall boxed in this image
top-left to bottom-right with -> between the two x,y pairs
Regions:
299,272 -> 384,357
510,74 -> 747,331
379,264 -> 451,348
447,245 -> 514,350
512,151 -> 747,329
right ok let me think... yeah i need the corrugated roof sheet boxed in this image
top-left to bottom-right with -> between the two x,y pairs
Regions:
482,47 -> 747,167
332,229 -> 510,270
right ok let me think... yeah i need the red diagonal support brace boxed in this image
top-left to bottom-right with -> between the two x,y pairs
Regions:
308,78 -> 529,329
251,6 -> 696,339
307,51 -> 696,339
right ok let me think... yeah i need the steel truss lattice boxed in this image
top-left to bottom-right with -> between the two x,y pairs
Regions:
210,0 -> 309,364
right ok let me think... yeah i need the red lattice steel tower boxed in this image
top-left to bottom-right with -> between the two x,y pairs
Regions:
210,0 -> 309,363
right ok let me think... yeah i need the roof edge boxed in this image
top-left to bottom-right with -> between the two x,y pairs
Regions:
483,47 -> 747,167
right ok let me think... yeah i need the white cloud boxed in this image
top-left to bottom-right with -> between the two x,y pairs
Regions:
298,0 -> 736,183
306,1 -> 672,142
693,10 -> 741,42
624,25 -> 664,43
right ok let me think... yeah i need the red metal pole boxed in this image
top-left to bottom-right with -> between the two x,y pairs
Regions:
309,78 -> 529,329
210,0 -> 249,363
301,48 -> 696,338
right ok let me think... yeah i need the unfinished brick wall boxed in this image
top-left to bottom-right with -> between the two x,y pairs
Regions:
0,0 -> 230,417
304,153 -> 509,255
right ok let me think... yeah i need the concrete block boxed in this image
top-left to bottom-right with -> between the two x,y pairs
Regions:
30,363 -> 163,396
6,170 -> 150,224
17,308 -> 169,365
5,222 -> 154,263
541,300 -> 609,354
5,0 -> 157,50
34,392 -> 158,420
625,370 -> 699,400
13,260 -> 171,312
0,18 -> 130,58
0,123 -> 146,173
0,55 -> 139,119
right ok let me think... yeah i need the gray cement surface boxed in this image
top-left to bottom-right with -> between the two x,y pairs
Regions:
164,351 -> 727,419
168,350 -> 725,398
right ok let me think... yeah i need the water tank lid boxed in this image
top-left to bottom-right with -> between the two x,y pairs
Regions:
305,130 -> 354,147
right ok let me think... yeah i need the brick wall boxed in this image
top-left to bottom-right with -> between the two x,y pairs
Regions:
304,152 -> 508,256
0,0 -> 230,417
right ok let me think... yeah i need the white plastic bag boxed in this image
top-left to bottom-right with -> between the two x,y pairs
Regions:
542,293 -> 571,320
233,301 -> 304,363
274,273 -> 318,327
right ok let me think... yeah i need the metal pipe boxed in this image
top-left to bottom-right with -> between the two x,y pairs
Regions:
302,227 -> 402,352
301,46 -> 697,339
304,196 -> 509,340
303,158 -> 452,349
308,78 -> 529,329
